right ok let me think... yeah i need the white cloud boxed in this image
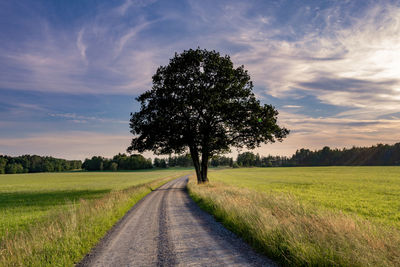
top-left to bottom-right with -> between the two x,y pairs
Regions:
0,2 -> 169,95
2,1 -> 400,158
48,113 -> 126,124
114,20 -> 156,58
283,105 -> 302,108
115,0 -> 134,16
76,28 -> 87,63
3,1 -> 400,104
259,110 -> 400,155
227,3 -> 400,114
114,0 -> 157,16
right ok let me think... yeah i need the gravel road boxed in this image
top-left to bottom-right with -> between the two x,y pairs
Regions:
77,176 -> 276,267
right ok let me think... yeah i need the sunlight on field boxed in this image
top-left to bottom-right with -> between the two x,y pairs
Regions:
209,167 -> 400,228
190,166 -> 400,266
0,169 -> 191,236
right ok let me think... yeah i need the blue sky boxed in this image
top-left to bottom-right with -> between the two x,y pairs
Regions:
1,0 -> 400,160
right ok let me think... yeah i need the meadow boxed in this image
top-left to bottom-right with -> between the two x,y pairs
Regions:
0,168 -> 191,266
210,167 -> 400,227
189,166 -> 400,266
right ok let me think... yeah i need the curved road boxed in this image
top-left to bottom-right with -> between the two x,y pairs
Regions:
78,176 -> 276,267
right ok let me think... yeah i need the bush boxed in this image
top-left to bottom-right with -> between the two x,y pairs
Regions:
110,162 -> 118,171
6,163 -> 24,174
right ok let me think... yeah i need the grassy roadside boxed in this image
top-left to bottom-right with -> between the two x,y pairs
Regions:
188,177 -> 400,266
0,173 -> 186,266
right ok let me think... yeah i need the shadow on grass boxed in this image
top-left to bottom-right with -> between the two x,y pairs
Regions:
0,189 -> 111,208
80,167 -> 194,173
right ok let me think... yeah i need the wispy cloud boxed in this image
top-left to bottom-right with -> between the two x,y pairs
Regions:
48,113 -> 126,124
76,29 -> 87,63
283,105 -> 302,108
0,1 -> 169,94
1,0 -> 400,158
115,0 -> 134,16
250,110 -> 400,156
3,1 -> 400,102
114,0 -> 157,16
226,2 -> 400,114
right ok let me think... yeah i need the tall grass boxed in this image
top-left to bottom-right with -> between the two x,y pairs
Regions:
188,178 -> 400,266
208,167 -> 400,228
0,175 -> 177,266
0,169 -> 192,236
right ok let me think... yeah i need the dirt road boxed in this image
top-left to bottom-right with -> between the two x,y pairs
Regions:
78,176 -> 276,266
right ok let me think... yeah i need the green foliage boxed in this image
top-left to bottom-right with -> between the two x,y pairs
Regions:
235,151 -> 290,167
110,162 -> 118,171
153,158 -> 168,168
82,153 -> 152,171
210,156 -> 233,167
82,156 -> 104,171
290,143 -> 400,166
0,155 -> 81,174
167,153 -> 193,167
155,154 -> 233,168
235,143 -> 400,167
0,158 -> 7,174
129,48 -> 288,183
236,152 -> 257,167
5,163 -> 24,174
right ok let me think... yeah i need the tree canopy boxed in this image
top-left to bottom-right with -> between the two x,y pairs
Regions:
128,48 -> 289,183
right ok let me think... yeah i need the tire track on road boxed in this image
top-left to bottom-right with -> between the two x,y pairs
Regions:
157,185 -> 177,266
78,176 -> 275,267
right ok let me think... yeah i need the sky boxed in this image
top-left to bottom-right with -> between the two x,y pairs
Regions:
0,0 -> 400,160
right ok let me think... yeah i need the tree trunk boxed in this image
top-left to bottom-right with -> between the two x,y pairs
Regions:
189,146 -> 202,183
189,145 -> 209,184
200,151 -> 209,183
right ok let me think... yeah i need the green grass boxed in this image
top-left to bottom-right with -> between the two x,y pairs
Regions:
209,166 -> 400,228
0,168 -> 191,266
0,168 -> 192,191
0,169 -> 191,236
188,167 -> 400,266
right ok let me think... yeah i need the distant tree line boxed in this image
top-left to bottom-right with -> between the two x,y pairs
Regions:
154,154 -> 233,168
82,153 -> 153,171
0,155 -> 82,174
236,143 -> 400,167
236,152 -> 290,167
3,142 -> 397,174
153,154 -> 194,168
210,156 -> 234,167
166,154 -> 193,167
289,143 -> 400,166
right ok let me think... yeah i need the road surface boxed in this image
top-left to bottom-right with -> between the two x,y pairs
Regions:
77,176 -> 276,267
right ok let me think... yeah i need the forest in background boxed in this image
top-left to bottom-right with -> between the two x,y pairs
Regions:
1,142 -> 399,174
237,143 -> 400,167
0,155 -> 81,174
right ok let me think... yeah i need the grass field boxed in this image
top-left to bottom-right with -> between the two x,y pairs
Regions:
0,168 -> 191,266
209,166 -> 400,228
189,167 -> 400,266
0,169 -> 190,236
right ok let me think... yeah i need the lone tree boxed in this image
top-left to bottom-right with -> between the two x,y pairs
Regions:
128,48 -> 289,183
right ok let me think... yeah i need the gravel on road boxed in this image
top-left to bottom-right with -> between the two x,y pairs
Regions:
77,176 -> 276,267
